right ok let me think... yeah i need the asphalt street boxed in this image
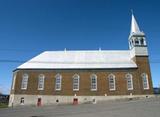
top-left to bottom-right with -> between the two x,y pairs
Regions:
0,97 -> 160,117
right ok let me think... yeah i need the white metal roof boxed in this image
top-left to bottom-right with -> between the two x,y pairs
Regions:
17,50 -> 137,69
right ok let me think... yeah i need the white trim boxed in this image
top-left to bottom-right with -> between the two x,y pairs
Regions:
55,74 -> 62,91
90,74 -> 97,91
73,74 -> 80,91
126,73 -> 133,90
38,74 -> 45,90
12,72 -> 17,90
108,74 -> 116,91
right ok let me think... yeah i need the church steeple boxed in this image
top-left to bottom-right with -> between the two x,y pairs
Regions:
129,13 -> 148,57
129,13 -> 147,50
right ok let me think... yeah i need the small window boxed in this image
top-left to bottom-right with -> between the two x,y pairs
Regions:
126,73 -> 133,90
90,74 -> 97,91
20,97 -> 24,105
55,74 -> 62,91
38,74 -> 45,90
21,74 -> 29,90
108,74 -> 116,91
73,74 -> 80,91
141,73 -> 149,90
56,99 -> 59,103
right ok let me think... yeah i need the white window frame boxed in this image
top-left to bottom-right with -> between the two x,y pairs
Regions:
21,73 -> 29,90
126,73 -> 133,90
73,74 -> 80,91
55,74 -> 62,91
90,74 -> 97,91
141,73 -> 149,90
108,74 -> 116,91
38,74 -> 45,90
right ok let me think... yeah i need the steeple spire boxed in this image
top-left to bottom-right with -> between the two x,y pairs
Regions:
130,13 -> 141,35
128,11 -> 147,51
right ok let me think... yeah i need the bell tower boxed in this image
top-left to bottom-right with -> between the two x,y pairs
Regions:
129,13 -> 153,94
129,13 -> 148,58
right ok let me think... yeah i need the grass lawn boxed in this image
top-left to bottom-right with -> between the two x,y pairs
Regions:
0,103 -> 8,108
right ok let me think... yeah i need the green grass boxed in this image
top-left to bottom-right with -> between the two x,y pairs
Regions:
0,103 -> 8,108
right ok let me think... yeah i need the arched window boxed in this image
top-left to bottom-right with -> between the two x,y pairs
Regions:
141,73 -> 149,90
108,74 -> 116,91
21,73 -> 29,90
90,74 -> 97,91
55,74 -> 62,91
125,73 -> 133,90
73,74 -> 80,91
38,74 -> 45,90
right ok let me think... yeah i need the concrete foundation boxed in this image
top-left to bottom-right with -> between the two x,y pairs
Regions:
8,94 -> 155,107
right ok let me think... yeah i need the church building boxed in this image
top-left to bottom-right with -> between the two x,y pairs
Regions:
9,14 -> 153,107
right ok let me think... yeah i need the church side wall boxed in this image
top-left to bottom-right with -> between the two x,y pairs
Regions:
11,69 -> 153,96
9,66 -> 154,107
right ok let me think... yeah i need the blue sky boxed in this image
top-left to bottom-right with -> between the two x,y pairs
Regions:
0,0 -> 160,94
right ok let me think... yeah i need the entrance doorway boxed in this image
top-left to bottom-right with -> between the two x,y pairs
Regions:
37,98 -> 42,106
73,98 -> 78,105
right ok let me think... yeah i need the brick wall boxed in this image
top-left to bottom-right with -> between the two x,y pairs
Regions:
11,56 -> 153,96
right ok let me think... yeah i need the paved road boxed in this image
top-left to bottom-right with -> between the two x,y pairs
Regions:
0,97 -> 160,117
